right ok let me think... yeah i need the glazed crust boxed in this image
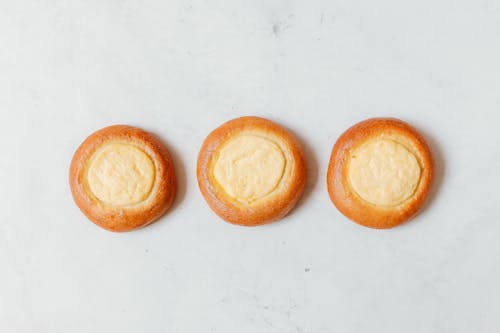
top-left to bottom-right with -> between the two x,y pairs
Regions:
69,125 -> 176,232
327,118 -> 433,229
197,116 -> 307,226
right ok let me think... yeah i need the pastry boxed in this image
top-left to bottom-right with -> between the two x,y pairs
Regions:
69,125 -> 176,232
197,116 -> 307,226
327,118 -> 433,229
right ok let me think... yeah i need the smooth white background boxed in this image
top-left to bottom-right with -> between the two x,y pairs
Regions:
1,1 -> 499,332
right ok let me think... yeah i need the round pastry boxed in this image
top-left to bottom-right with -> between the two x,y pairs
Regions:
327,118 -> 433,229
197,116 -> 307,226
69,125 -> 176,232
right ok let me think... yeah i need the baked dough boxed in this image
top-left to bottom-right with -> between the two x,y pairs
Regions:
327,118 -> 433,229
69,125 -> 176,232
197,116 -> 307,226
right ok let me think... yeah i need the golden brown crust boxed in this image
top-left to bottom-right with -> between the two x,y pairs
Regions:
69,125 -> 176,232
197,116 -> 307,226
327,118 -> 433,229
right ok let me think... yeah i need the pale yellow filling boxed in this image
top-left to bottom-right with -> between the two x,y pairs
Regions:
348,138 -> 421,206
87,143 -> 155,206
213,134 -> 285,204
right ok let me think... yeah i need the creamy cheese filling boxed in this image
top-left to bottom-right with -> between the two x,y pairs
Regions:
87,143 -> 155,206
348,138 -> 421,206
213,134 -> 286,204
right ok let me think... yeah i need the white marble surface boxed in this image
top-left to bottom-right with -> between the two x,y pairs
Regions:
1,1 -> 499,332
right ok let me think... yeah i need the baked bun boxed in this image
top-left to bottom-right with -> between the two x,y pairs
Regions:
70,125 -> 176,232
197,116 -> 307,226
327,118 -> 433,229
